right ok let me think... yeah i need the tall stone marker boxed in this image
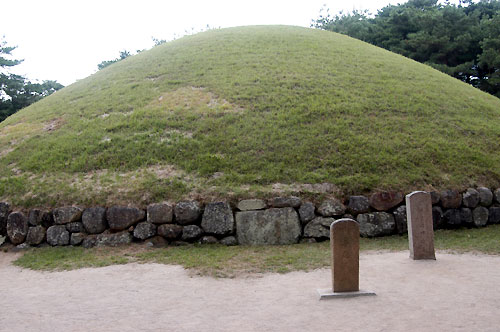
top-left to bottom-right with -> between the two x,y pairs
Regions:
318,218 -> 375,299
406,191 -> 436,260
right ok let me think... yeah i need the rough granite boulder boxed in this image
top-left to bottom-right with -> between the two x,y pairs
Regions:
489,207 -> 500,224
369,191 -> 403,211
174,201 -> 202,225
46,225 -> 70,246
7,212 -> 28,245
82,231 -> 132,248
443,209 -> 462,227
393,205 -> 407,234
200,235 -> 218,244
53,206 -> 83,225
0,202 -> 10,236
357,212 -> 396,237
70,232 -> 86,246
317,199 -> 346,217
147,203 -> 174,224
157,224 -> 183,240
303,217 -> 334,239
236,207 -> 301,245
237,199 -> 266,211
462,188 -> 480,208
430,191 -> 441,205
432,206 -> 444,229
441,190 -> 462,209
472,207 -> 489,227
133,222 -> 157,240
82,207 -> 107,234
220,236 -> 238,246
181,225 -> 203,241
495,188 -> 500,204
26,226 -> 46,245
347,196 -> 370,214
269,196 -> 301,208
28,209 -> 54,228
107,206 -> 145,231
460,208 -> 473,225
477,187 -> 493,207
298,202 -> 316,225
66,222 -> 84,233
201,202 -> 235,236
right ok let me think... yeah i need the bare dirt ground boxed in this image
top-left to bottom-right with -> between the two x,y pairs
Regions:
1,250 -> 499,332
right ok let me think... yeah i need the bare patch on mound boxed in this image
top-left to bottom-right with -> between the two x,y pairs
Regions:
150,86 -> 245,115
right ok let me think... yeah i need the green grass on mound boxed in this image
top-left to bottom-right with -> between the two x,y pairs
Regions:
1,26 -> 500,207
13,225 -> 500,277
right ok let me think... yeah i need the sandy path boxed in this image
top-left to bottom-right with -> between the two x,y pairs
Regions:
1,251 -> 499,332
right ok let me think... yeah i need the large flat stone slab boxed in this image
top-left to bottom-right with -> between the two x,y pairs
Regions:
235,208 -> 301,245
317,289 -> 376,300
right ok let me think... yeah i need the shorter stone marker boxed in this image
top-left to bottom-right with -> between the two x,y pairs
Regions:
318,218 -> 375,299
406,191 -> 436,260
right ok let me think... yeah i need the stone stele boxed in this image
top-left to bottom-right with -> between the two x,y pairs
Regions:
406,191 -> 436,260
318,218 -> 375,299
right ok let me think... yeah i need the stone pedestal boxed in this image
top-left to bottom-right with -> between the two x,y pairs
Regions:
406,191 -> 436,260
318,218 -> 375,299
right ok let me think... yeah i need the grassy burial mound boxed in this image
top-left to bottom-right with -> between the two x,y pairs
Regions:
1,25 -> 500,208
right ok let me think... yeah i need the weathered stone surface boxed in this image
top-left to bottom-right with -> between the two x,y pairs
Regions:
369,191 -> 403,211
7,212 -> 28,245
82,231 -> 132,248
174,201 -> 202,225
145,236 -> 168,247
298,202 -> 316,225
107,206 -> 145,231
237,199 -> 266,211
300,238 -> 317,244
47,225 -> 70,246
393,205 -> 407,234
440,190 -> 462,209
66,222 -> 84,233
53,206 -> 83,225
26,226 -> 46,245
356,212 -> 395,237
477,187 -> 493,207
472,207 -> 489,227
269,196 -> 301,208
347,196 -> 370,214
406,192 -> 435,260
220,236 -> 238,246
430,191 -> 441,205
0,202 -> 10,236
158,224 -> 183,240
462,188 -> 480,208
317,199 -> 346,217
200,235 -> 218,244
82,207 -> 107,234
181,225 -> 203,241
432,206 -> 444,229
70,232 -> 86,246
201,202 -> 235,236
133,222 -> 157,240
489,207 -> 500,224
443,209 -> 462,227
495,188 -> 500,204
303,217 -> 334,238
460,208 -> 473,225
236,207 -> 301,245
28,209 -> 53,228
330,219 -> 359,292
147,203 -> 174,224
0,235 -> 5,246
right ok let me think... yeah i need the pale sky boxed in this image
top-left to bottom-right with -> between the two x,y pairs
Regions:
1,0 -> 397,86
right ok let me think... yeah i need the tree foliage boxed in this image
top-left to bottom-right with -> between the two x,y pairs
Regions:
312,0 -> 500,98
0,38 -> 63,122
97,50 -> 132,70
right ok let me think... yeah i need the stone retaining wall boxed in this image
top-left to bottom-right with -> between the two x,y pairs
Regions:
1,187 -> 500,248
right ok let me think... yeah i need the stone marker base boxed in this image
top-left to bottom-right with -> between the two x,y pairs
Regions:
317,289 -> 376,300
